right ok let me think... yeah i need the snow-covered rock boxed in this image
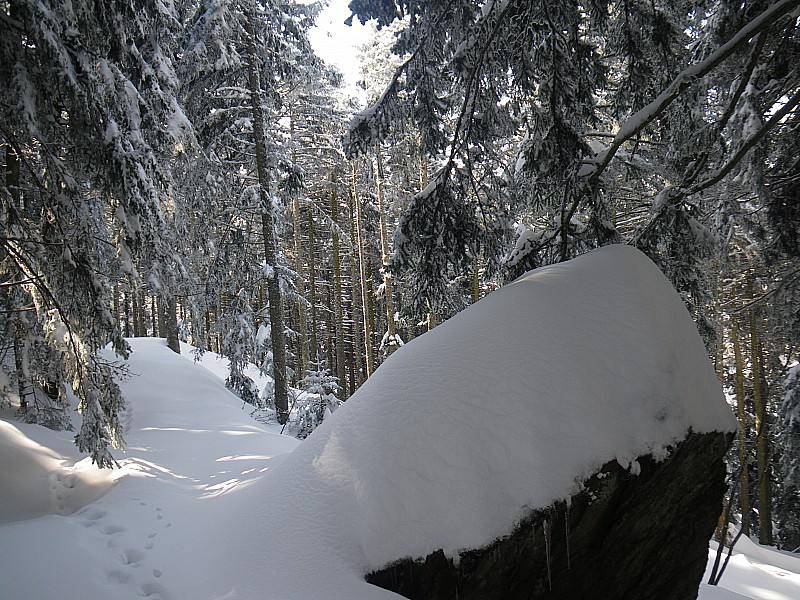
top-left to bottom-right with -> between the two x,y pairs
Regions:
235,244 -> 736,598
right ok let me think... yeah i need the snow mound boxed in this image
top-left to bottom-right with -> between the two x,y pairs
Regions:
247,244 -> 736,596
0,420 -> 119,524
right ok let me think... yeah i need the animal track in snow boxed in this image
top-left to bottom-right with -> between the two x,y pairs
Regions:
105,570 -> 131,585
100,524 -> 125,536
138,581 -> 170,599
119,549 -> 145,567
82,509 -> 107,521
76,499 -> 173,598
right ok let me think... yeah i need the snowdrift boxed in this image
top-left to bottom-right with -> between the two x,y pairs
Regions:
0,245 -> 741,599
230,244 -> 737,597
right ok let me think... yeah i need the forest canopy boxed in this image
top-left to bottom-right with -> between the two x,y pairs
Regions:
1,0 -> 799,552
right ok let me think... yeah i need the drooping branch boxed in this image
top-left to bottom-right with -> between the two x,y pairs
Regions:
585,0 -> 800,188
555,0 -> 799,259
687,91 -> 800,197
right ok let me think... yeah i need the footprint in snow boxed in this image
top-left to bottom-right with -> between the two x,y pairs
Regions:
139,581 -> 170,599
48,472 -> 77,514
119,549 -> 145,568
105,569 -> 131,585
100,524 -> 125,536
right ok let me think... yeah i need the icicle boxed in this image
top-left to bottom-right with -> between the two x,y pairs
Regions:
544,518 -> 552,591
564,501 -> 571,570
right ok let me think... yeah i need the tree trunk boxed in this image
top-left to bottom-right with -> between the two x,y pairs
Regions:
347,185 -> 365,389
325,283 -> 335,377
307,208 -> 319,363
748,285 -> 772,545
352,161 -> 374,377
471,256 -> 480,304
123,288 -> 131,337
159,295 -> 180,354
418,144 -> 438,330
244,14 -> 289,423
151,295 -> 158,337
330,191 -> 348,396
131,280 -> 141,337
731,318 -> 750,536
13,313 -> 27,409
375,146 -> 397,356
113,285 -> 121,334
292,197 -> 309,377
5,146 -> 27,408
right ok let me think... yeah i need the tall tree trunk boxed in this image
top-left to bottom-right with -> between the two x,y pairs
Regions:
292,198 -> 309,377
131,279 -> 141,337
418,145 -> 439,329
352,161 -> 374,377
330,191 -> 348,396
151,296 -> 158,337
325,284 -> 335,382
471,256 -> 480,304
159,295 -> 180,354
123,288 -> 131,337
732,317 -> 750,536
112,284 -> 121,335
749,282 -> 772,545
375,146 -> 397,356
348,193 -> 365,390
13,312 -> 27,409
288,108 -> 309,378
307,207 -> 319,364
5,146 -> 26,407
244,14 -> 288,423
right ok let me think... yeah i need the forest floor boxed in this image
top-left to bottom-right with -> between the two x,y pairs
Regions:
0,338 -> 798,599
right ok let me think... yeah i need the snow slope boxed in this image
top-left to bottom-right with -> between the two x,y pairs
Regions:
0,244 -> 761,600
0,337 -> 300,600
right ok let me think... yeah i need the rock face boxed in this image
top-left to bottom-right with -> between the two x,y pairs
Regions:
367,429 -> 733,600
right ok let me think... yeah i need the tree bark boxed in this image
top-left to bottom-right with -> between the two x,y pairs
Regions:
748,280 -> 772,545
352,161 -> 374,376
330,191 -> 348,396
375,146 -> 397,356
292,197 -> 309,377
151,295 -> 158,337
347,183 -> 365,389
130,279 -> 141,337
159,295 -> 180,354
307,208 -> 319,364
471,256 -> 480,304
731,317 -> 750,536
123,288 -> 131,337
244,13 -> 289,423
13,312 -> 27,409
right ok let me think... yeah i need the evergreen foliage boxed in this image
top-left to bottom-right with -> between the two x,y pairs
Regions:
1,0 -> 189,466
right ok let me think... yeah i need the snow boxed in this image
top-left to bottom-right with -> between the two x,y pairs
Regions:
704,534 -> 800,600
1,244 -> 783,600
0,420 -> 118,524
260,244 -> 736,578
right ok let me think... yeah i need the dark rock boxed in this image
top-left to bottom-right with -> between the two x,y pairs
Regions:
367,429 -> 733,600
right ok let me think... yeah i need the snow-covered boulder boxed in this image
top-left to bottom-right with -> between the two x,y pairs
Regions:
235,244 -> 736,599
367,430 -> 732,599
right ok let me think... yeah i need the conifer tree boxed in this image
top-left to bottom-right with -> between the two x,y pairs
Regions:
1,0 -> 190,465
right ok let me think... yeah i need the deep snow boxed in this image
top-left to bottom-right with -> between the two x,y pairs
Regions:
1,245 -> 792,599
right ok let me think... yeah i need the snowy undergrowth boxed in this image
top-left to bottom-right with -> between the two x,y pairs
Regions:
0,246 -> 795,599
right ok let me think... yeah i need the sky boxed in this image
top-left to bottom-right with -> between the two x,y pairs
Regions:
307,0 -> 373,90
